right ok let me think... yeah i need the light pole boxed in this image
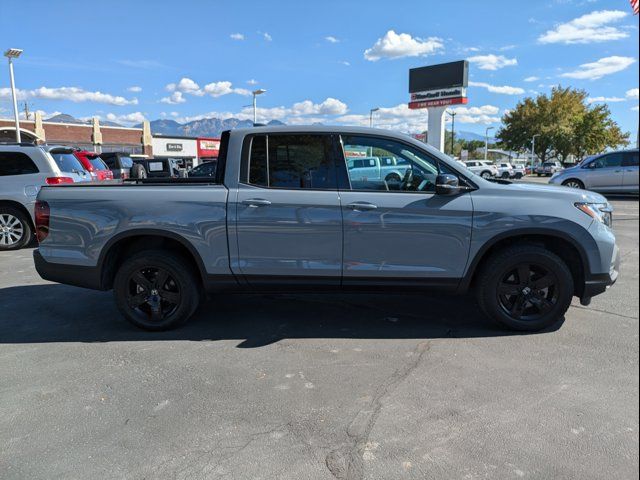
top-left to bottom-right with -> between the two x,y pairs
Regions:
4,48 -> 23,143
484,126 -> 495,161
530,134 -> 540,168
252,89 -> 266,124
446,110 -> 457,156
369,107 -> 379,128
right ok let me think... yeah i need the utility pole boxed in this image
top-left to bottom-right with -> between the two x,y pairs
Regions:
23,101 -> 30,120
446,110 -> 456,156
531,134 -> 540,167
369,107 -> 379,128
484,126 -> 495,161
4,48 -> 23,143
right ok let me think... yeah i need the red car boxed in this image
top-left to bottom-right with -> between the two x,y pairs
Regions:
73,150 -> 114,181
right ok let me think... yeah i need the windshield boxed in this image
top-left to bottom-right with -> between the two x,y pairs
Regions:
51,152 -> 86,173
119,156 -> 134,168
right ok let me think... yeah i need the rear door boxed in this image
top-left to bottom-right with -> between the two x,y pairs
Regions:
233,133 -> 343,285
622,151 -> 639,191
337,134 -> 473,285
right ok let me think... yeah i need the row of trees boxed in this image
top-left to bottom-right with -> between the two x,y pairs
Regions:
496,86 -> 629,164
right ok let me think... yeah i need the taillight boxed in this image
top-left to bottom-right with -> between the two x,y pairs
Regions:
46,176 -> 74,185
35,201 -> 50,243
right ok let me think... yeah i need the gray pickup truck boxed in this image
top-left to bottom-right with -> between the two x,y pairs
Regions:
33,126 -> 619,332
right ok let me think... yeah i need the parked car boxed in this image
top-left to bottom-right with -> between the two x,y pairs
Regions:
34,126 -> 619,333
464,160 -> 497,179
346,156 -> 409,184
133,157 -> 186,178
188,161 -> 217,178
0,143 -> 88,250
536,161 -> 563,176
74,150 -> 114,181
511,163 -> 526,179
549,149 -> 639,194
495,162 -> 514,179
99,152 -> 137,180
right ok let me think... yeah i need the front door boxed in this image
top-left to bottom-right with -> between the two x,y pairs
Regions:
233,133 -> 343,286
337,134 -> 473,285
585,153 -> 624,190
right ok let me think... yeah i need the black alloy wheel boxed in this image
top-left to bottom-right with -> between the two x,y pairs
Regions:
497,263 -> 559,322
127,267 -> 181,323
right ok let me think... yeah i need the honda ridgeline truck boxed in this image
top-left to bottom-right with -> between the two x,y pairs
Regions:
33,126 -> 619,332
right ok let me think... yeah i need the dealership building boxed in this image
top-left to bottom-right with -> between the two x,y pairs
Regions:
0,112 -> 219,164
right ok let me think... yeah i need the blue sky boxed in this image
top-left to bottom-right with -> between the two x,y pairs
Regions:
1,0 -> 638,136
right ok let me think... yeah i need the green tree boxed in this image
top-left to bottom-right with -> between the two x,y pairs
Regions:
497,86 -> 629,164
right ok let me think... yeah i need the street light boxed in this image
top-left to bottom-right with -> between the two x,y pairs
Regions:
530,134 -> 541,168
446,110 -> 457,156
484,126 -> 495,161
4,48 -> 23,143
252,89 -> 267,124
369,107 -> 379,128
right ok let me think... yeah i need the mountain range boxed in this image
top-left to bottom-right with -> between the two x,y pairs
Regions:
44,113 -> 490,140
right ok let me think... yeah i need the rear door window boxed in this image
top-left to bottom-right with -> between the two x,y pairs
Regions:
247,134 -> 336,190
50,152 -> 86,173
602,153 -> 623,168
623,152 -> 639,167
0,152 -> 39,175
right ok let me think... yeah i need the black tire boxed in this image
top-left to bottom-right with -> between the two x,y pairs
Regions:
113,250 -> 201,331
562,179 -> 584,190
501,172 -> 510,179
130,163 -> 147,179
0,206 -> 32,251
476,244 -> 574,331
515,173 -> 523,179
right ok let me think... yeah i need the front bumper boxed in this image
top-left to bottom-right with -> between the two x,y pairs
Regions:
581,243 -> 620,302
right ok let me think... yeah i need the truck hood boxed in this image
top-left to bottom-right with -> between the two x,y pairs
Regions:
489,180 -> 608,204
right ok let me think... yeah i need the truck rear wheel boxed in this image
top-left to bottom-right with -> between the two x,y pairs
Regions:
113,250 -> 200,331
476,244 -> 574,331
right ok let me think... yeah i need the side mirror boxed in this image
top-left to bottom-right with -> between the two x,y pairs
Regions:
436,174 -> 461,195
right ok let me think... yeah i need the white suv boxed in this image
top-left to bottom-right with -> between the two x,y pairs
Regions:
464,160 -> 498,179
0,143 -> 89,250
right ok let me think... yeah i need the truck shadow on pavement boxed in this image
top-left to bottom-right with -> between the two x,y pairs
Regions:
0,284 -> 562,346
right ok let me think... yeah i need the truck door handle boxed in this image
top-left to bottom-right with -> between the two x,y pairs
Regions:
614,170 -> 622,173
346,202 -> 378,211
242,198 -> 272,207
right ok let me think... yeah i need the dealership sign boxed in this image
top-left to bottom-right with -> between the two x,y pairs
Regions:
408,60 -> 468,110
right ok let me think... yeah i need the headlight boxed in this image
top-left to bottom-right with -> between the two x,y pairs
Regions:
575,202 -> 613,227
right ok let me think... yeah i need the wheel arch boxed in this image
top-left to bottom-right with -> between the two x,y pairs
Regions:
0,200 -> 35,230
97,229 -> 207,290
460,228 -> 592,298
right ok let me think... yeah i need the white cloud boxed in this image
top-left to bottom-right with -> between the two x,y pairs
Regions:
538,10 -> 629,44
468,54 -> 517,70
469,81 -> 525,95
160,92 -> 186,104
626,88 -> 639,100
325,36 -> 339,43
632,106 -> 639,112
230,33 -> 245,40
0,86 -> 138,105
340,61 -> 351,66
263,32 -> 272,41
164,77 -> 250,99
127,86 -> 142,93
105,112 -> 146,124
291,98 -> 348,115
524,76 -> 540,82
587,96 -> 626,103
246,79 -> 258,85
364,30 -> 444,61
561,56 -> 636,80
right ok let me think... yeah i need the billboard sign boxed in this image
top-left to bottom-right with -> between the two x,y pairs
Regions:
409,60 -> 468,110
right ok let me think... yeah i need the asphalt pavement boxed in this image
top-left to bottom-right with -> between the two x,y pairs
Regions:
0,187 -> 638,480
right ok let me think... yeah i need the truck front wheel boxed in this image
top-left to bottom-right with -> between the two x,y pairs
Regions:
113,250 -> 200,331
476,244 -> 574,331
